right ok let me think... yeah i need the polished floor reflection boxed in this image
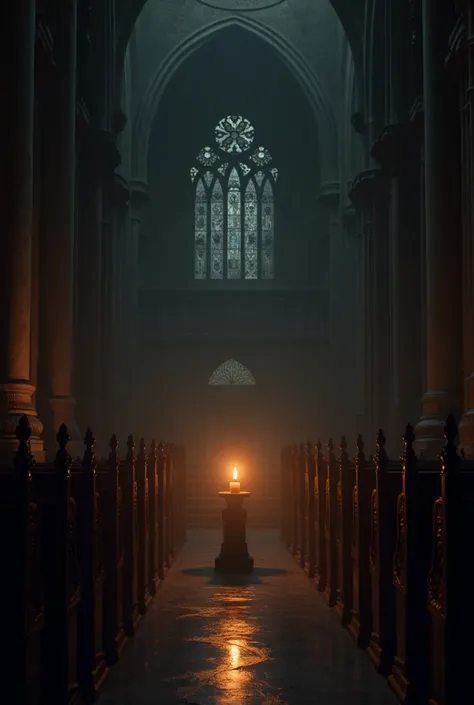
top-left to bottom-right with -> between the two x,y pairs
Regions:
97,529 -> 397,705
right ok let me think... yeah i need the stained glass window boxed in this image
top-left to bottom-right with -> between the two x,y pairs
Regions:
215,115 -> 254,153
210,180 -> 224,279
194,179 -> 207,279
208,359 -> 256,385
191,115 -> 276,280
261,180 -> 274,279
244,180 -> 258,279
227,168 -> 241,279
250,145 -> 272,167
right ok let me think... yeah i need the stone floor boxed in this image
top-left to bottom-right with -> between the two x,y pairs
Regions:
97,529 -> 398,705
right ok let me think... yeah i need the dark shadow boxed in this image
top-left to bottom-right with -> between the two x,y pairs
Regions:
182,566 -> 289,585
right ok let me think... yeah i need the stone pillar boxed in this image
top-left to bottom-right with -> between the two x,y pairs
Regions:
0,0 -> 44,458
414,0 -> 463,454
39,0 -> 80,455
126,180 -> 150,435
321,182 -> 357,438
349,170 -> 390,450
371,125 -> 422,448
458,4 -> 474,457
102,173 -> 130,442
76,128 -> 121,450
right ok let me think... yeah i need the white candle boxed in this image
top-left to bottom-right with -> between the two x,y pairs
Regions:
229,466 -> 240,493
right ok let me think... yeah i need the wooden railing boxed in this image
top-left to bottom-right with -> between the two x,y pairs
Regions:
1,417 -> 186,705
281,415 -> 474,705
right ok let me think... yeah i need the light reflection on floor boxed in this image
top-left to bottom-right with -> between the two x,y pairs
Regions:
97,530 -> 397,705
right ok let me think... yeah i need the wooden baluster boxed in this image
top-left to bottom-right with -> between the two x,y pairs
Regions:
122,435 -> 139,636
298,443 -> 307,567
306,441 -> 316,578
314,439 -> 326,592
148,439 -> 158,596
136,437 -> 150,614
102,433 -> 125,664
324,439 -> 338,607
338,435 -> 353,626
76,428 -> 107,699
157,442 -> 165,580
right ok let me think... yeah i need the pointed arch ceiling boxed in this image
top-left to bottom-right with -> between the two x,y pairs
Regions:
195,0 -> 285,8
116,0 -> 365,98
132,15 -> 339,182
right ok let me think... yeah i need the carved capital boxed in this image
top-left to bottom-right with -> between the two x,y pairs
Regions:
348,169 -> 387,211
106,172 -> 130,208
129,178 -> 151,216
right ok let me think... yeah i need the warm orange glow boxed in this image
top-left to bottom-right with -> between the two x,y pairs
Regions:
230,466 -> 240,493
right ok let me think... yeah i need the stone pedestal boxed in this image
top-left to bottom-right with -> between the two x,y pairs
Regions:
215,492 -> 254,574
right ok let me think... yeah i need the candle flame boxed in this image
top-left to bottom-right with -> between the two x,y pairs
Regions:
233,466 -> 238,480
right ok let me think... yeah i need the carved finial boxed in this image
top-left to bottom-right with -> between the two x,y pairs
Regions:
442,414 -> 459,469
126,434 -> 135,456
444,414 -> 458,447
403,423 -> 416,462
327,438 -> 334,454
110,433 -> 118,454
57,423 -> 70,449
139,437 -> 146,454
403,423 -> 415,450
55,423 -> 72,471
376,429 -> 386,451
356,434 -> 364,453
150,439 -> 156,454
82,428 -> 96,468
157,441 -> 165,456
84,428 -> 95,452
14,415 -> 33,472
16,415 -> 31,455
316,439 -> 322,454
340,435 -> 347,453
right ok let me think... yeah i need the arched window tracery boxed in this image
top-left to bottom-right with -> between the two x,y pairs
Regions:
191,115 -> 277,280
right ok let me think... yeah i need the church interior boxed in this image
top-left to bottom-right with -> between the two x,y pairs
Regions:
2,0 -> 474,703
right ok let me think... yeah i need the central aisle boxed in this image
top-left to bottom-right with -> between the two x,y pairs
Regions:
97,529 -> 397,705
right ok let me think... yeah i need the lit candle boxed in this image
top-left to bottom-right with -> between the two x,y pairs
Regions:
229,466 -> 240,493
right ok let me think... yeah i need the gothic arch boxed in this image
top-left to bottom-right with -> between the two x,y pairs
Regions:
116,1 -> 365,109
208,359 -> 256,385
131,16 -> 338,184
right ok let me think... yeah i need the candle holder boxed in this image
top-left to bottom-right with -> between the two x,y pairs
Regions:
215,491 -> 254,574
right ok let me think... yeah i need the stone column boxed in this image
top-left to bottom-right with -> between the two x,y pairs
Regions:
0,0 -> 44,458
349,170 -> 390,450
415,0 -> 463,454
102,173 -> 130,442
372,126 -> 422,447
127,180 -> 150,435
321,182 -> 357,438
458,4 -> 474,457
39,0 -> 80,455
76,128 -> 121,450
